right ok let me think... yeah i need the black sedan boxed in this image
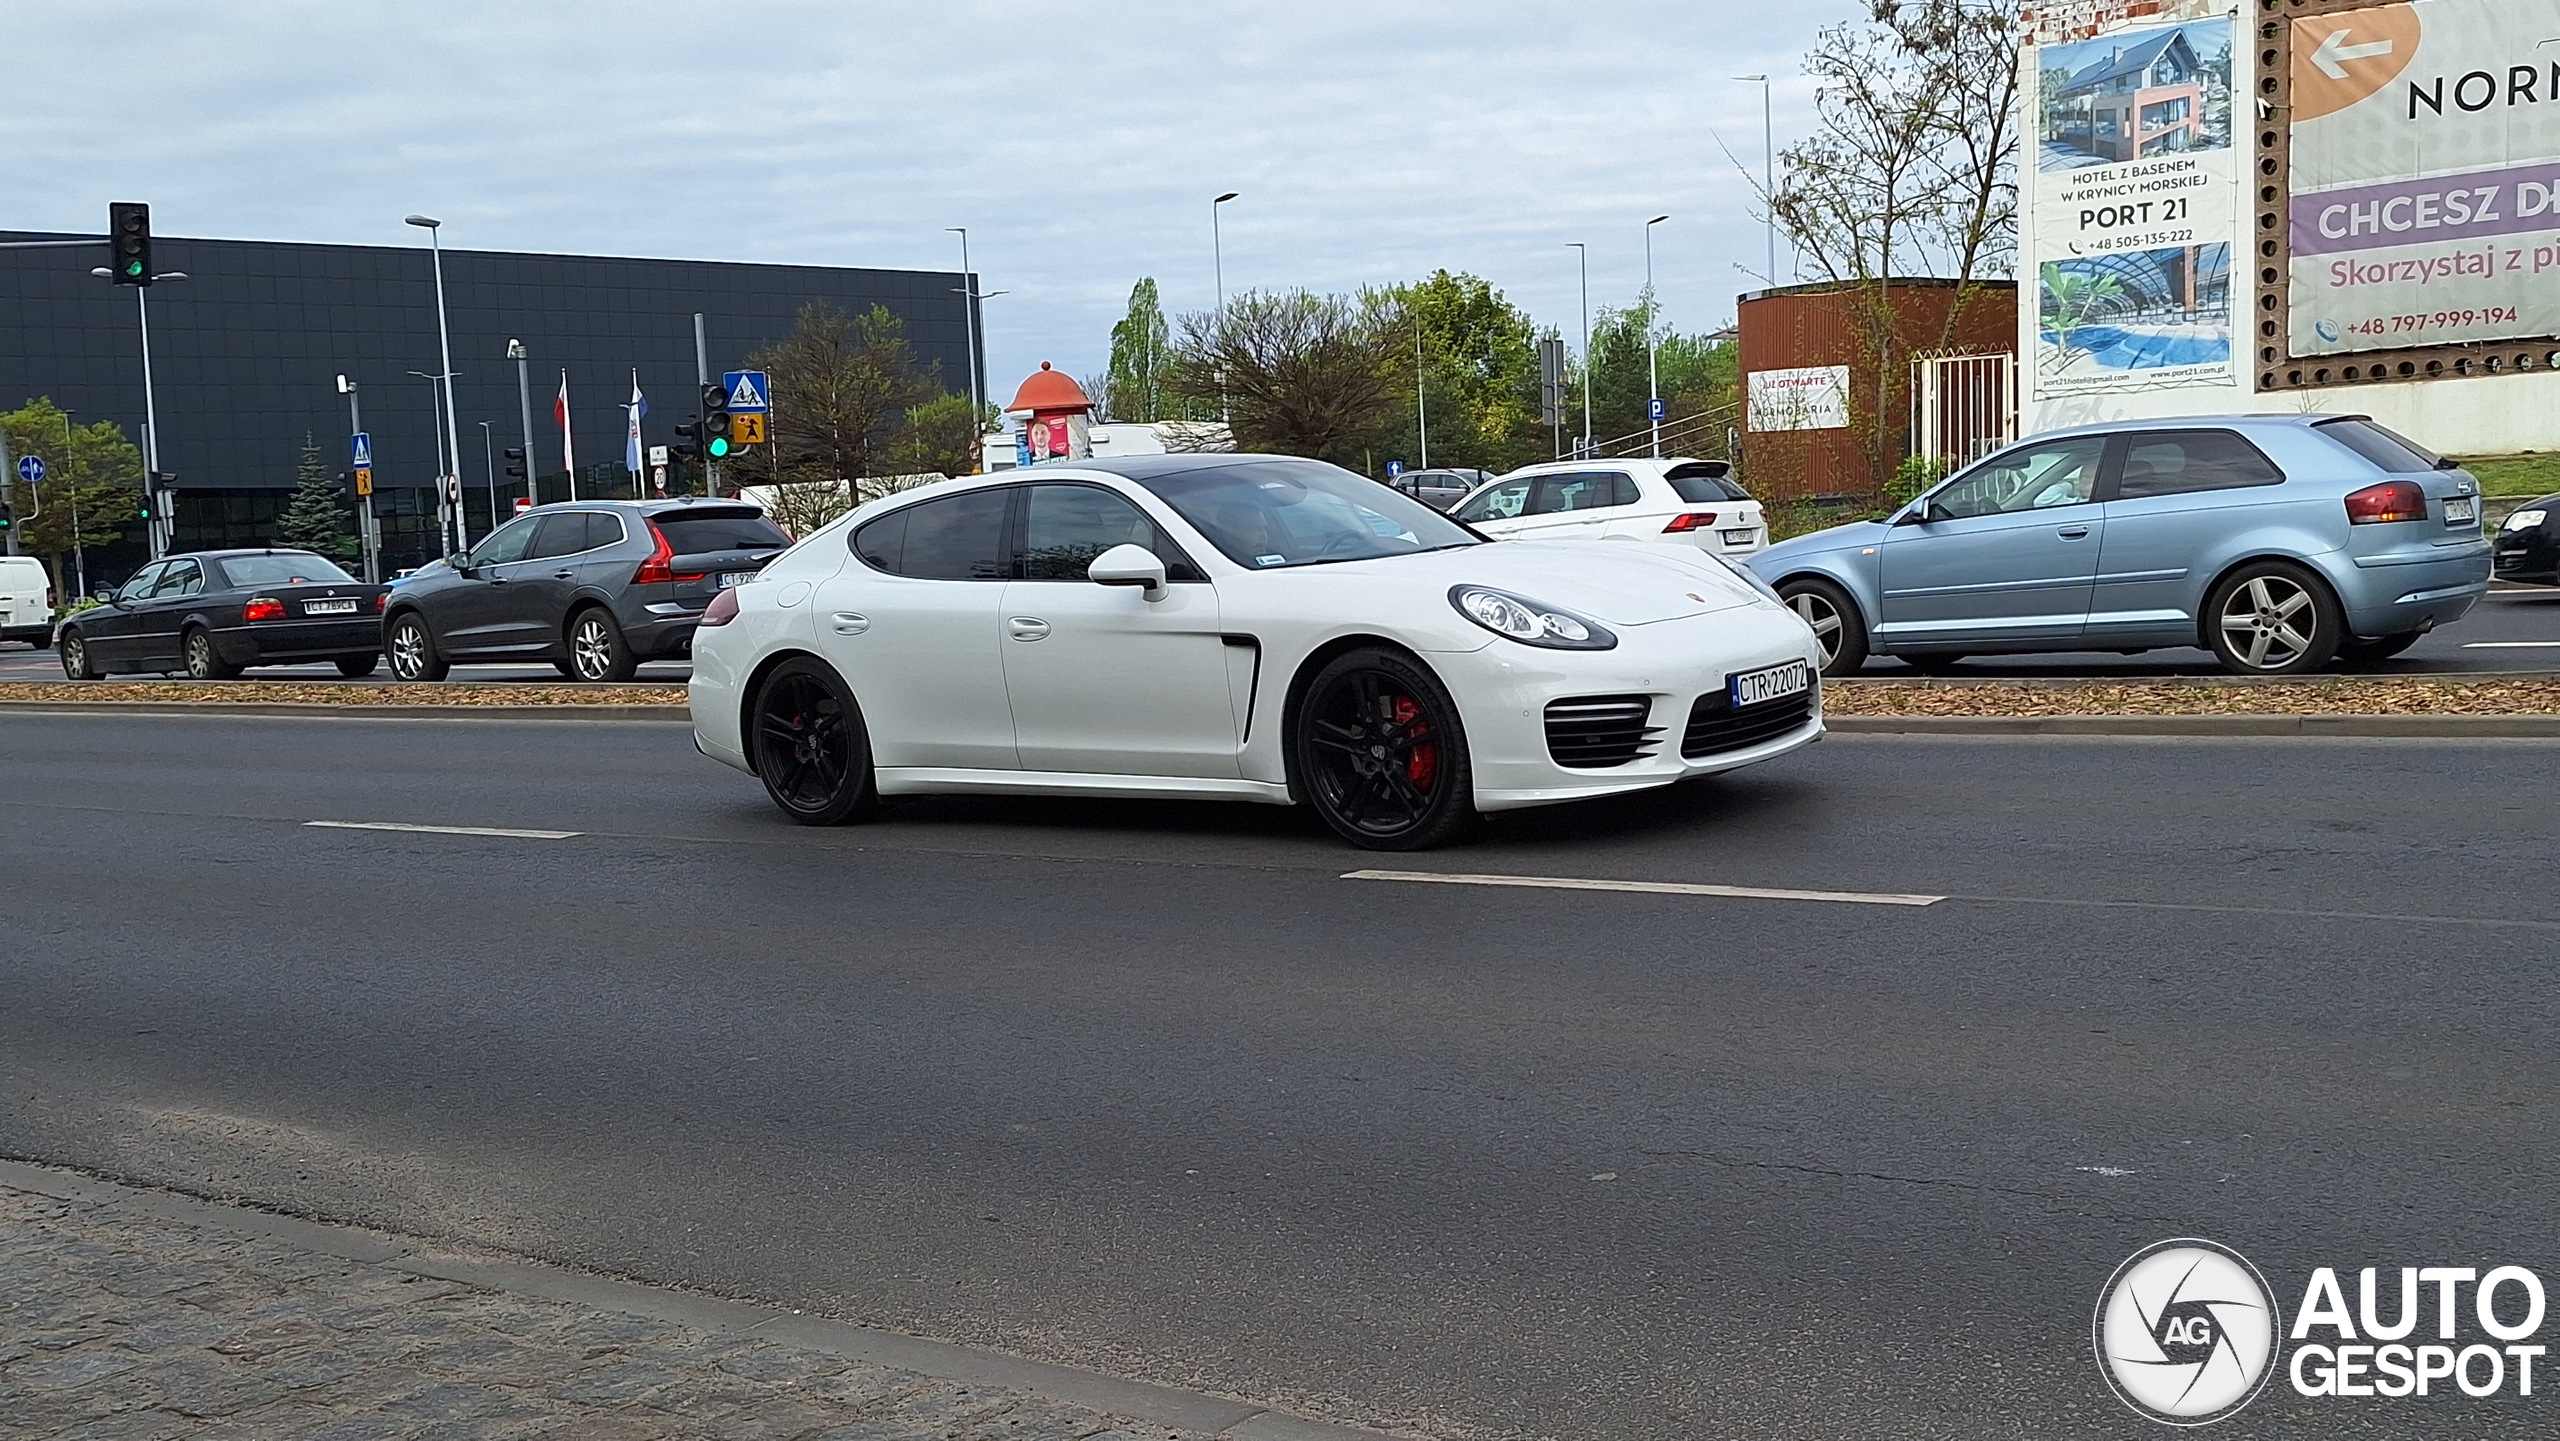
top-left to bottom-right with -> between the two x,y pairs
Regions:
2493,492 -> 2560,584
59,550 -> 388,680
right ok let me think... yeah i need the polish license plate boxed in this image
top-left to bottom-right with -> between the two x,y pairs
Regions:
1730,660 -> 1811,708
1720,528 -> 1756,546
717,571 -> 754,588
2445,496 -> 2477,525
303,598 -> 358,615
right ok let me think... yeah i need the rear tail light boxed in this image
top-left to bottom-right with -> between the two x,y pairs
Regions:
632,522 -> 707,585
698,587 -> 742,627
375,593 -> 388,612
243,596 -> 285,622
2344,480 -> 2428,525
1663,512 -> 1718,533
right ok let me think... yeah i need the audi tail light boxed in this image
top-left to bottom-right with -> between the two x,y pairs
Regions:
2344,480 -> 2428,525
1662,512 -> 1718,533
242,596 -> 285,622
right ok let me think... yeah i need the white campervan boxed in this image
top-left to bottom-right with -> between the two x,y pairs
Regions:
0,555 -> 55,648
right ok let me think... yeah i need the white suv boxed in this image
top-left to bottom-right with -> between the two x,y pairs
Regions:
1,555 -> 54,649
1449,459 -> 1767,555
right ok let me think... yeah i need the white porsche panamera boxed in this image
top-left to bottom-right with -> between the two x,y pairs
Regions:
687,454 -> 1824,849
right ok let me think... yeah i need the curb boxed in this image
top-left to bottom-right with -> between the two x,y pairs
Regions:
0,1156 -> 1396,1441
1827,670 -> 2560,688
0,700 -> 688,722
1826,714 -> 2560,737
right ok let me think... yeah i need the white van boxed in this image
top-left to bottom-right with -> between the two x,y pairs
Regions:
0,555 -> 55,648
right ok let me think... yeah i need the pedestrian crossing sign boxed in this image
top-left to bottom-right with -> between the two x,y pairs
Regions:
722,371 -> 770,413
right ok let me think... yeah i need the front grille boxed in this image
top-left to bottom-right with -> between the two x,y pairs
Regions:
1684,686 -> 1816,759
1545,695 -> 1662,769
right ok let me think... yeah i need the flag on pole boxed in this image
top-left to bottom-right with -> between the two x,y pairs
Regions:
624,370 -> 649,476
554,370 -> 576,501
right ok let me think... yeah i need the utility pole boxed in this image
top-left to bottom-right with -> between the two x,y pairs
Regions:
693,312 -> 715,495
1737,76 -> 1777,285
509,339 -> 535,511
1645,214 -> 1669,459
1568,242 -> 1591,460
1415,323 -> 1429,470
337,375 -> 377,582
947,228 -> 981,449
1213,193 -> 1238,424
406,216 -> 466,556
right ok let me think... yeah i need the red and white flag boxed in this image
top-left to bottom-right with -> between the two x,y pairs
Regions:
553,371 -> 576,501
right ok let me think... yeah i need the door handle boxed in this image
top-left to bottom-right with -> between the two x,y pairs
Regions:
2057,527 -> 2091,540
1007,617 -> 1050,641
553,570 -> 574,580
830,612 -> 869,636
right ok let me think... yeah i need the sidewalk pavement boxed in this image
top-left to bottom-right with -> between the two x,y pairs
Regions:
0,1162 -> 1390,1441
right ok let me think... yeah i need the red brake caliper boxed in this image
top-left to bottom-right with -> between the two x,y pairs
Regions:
1392,696 -> 1436,788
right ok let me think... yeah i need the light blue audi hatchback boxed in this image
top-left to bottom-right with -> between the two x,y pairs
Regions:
1748,415 -> 2490,675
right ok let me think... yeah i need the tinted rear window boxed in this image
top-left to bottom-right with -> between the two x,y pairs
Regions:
650,510 -> 790,552
2317,418 -> 2445,474
214,553 -> 355,587
1667,464 -> 1750,503
852,489 -> 1013,579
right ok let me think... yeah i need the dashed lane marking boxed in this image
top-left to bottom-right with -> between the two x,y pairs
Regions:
305,820 -> 581,840
1343,869 -> 1944,907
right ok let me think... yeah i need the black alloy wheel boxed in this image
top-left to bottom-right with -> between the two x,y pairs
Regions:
385,612 -> 450,682
1294,647 -> 1476,851
183,628 -> 242,680
1777,577 -> 1870,676
752,658 -> 882,826
59,631 -> 97,680
567,609 -> 636,682
335,654 -> 380,678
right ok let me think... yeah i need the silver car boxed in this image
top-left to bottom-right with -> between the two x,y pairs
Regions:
1748,415 -> 2490,675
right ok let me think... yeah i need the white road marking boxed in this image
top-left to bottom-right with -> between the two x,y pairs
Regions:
2076,1165 -> 2137,1177
2460,641 -> 2560,648
305,820 -> 581,840
1343,869 -> 1944,907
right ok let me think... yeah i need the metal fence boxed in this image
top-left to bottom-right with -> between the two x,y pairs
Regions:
1909,353 -> 2016,471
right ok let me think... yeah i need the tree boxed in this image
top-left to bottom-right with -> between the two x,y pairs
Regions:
1764,0 -> 2020,490
1102,279 -> 1174,423
1,397 -> 143,598
1166,290 -> 1400,465
274,431 -> 357,559
884,392 -> 982,480
1582,292 -> 1743,455
746,302 -> 943,491
1370,271 -> 1547,474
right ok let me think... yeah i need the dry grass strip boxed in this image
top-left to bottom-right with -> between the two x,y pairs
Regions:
0,681 -> 684,707
1825,677 -> 2560,717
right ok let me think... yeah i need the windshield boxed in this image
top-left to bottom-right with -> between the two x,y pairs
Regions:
213,553 -> 356,587
1133,459 -> 1479,569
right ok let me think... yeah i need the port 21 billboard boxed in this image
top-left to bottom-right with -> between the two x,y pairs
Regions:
2275,0 -> 2560,376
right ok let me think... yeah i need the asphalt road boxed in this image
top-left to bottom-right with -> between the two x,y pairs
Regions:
4,713 -> 2556,1438
10,584 -> 2560,683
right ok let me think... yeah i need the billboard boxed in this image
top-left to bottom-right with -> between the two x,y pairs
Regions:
1747,366 -> 1850,432
2026,13 -> 2242,395
2285,0 -> 2560,358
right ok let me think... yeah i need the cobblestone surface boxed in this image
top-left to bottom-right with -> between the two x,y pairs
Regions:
0,1184 -> 1212,1441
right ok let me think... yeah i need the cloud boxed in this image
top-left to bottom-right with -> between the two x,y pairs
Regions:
5,0 -> 1865,394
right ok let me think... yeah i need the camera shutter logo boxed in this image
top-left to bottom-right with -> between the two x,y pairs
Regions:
2095,1239 -> 2282,1426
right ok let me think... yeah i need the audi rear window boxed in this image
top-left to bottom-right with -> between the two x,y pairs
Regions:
2316,418 -> 2451,474
650,510 -> 791,551
214,553 -> 356,587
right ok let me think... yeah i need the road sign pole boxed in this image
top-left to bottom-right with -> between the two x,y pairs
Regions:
136,286 -> 168,559
1,431 -> 15,557
694,313 -> 715,495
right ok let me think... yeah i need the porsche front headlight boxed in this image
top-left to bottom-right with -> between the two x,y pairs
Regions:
1448,586 -> 1617,650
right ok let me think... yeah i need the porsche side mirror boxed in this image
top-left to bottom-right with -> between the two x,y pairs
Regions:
1088,544 -> 1167,599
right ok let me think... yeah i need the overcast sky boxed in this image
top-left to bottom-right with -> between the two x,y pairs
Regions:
9,0 -> 1865,397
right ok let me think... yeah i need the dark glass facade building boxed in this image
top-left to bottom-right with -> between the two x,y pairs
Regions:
0,230 -> 979,578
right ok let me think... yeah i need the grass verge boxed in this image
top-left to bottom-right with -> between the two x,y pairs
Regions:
1826,677 -> 2560,717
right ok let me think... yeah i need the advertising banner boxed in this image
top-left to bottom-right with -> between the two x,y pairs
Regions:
2025,11 -> 2242,395
1746,366 -> 1850,431
2287,0 -> 2560,357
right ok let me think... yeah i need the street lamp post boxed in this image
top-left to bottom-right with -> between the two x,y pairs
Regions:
336,374 -> 378,582
406,215 -> 466,556
1645,214 -> 1669,459
508,340 -> 535,511
1567,243 -> 1591,460
946,228 -> 982,443
477,421 -> 497,534
1212,193 -> 1239,425
90,265 -> 186,558
1736,76 -> 1777,285
408,370 -> 448,553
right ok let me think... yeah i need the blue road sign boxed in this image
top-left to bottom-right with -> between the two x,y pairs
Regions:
722,371 -> 771,413
1386,460 -> 1404,478
16,455 -> 43,484
1648,397 -> 1666,422
351,433 -> 373,468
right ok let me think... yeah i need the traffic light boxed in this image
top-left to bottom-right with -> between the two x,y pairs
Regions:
700,382 -> 733,460
108,202 -> 152,286
672,418 -> 705,463
502,446 -> 526,482
334,470 -> 352,497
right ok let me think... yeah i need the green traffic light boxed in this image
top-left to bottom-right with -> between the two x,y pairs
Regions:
123,260 -> 143,276
707,437 -> 731,459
